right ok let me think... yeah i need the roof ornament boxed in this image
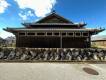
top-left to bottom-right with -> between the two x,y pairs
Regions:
52,10 -> 56,14
99,27 -> 102,29
79,21 -> 86,25
99,27 -> 105,30
51,2 -> 56,14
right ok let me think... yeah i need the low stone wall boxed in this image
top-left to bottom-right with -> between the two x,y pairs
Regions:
0,48 -> 106,62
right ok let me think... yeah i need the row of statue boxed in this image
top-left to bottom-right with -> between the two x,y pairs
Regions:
0,48 -> 106,61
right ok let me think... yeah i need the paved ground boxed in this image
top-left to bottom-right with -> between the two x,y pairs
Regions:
0,63 -> 106,80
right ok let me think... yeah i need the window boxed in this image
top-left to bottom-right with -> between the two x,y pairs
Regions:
83,33 -> 89,37
47,33 -> 52,36
67,33 -> 74,36
75,32 -> 81,36
37,33 -> 45,35
62,33 -> 66,36
19,32 -> 25,36
27,33 -> 35,35
54,33 -> 60,36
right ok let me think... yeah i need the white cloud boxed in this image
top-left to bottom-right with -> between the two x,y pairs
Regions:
15,0 -> 56,17
27,11 -> 34,16
19,13 -> 27,21
0,0 -> 10,14
0,31 -> 14,39
19,10 -> 34,21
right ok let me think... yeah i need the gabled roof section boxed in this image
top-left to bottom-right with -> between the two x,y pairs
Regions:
21,11 -> 87,28
36,11 -> 73,24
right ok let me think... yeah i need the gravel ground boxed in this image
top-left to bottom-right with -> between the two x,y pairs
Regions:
0,63 -> 106,80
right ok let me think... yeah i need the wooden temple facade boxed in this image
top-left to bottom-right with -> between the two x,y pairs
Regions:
4,12 -> 104,48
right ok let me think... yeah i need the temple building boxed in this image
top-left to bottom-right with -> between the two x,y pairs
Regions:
4,11 -> 104,48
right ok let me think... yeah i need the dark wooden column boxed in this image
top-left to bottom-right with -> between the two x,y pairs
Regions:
15,33 -> 19,47
60,33 -> 63,48
89,36 -> 91,48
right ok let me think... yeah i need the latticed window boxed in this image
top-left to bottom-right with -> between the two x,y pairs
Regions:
27,33 -> 35,35
62,33 -> 66,36
67,33 -> 74,36
37,33 -> 45,36
75,32 -> 81,36
54,33 -> 60,36
19,32 -> 25,36
47,33 -> 52,36
83,33 -> 89,36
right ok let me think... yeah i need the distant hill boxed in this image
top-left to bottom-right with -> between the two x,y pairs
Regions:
0,37 -> 4,43
5,36 -> 16,44
0,37 -> 5,46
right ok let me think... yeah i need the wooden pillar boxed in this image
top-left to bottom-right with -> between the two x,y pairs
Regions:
89,36 -> 91,48
15,33 -> 19,47
60,33 -> 62,48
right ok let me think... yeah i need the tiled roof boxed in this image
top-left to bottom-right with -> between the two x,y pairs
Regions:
23,23 -> 86,26
15,28 -> 100,31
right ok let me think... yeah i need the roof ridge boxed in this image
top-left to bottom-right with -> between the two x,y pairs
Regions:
35,11 -> 73,23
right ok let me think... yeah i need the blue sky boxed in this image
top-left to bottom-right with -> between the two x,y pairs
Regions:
0,0 -> 106,38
